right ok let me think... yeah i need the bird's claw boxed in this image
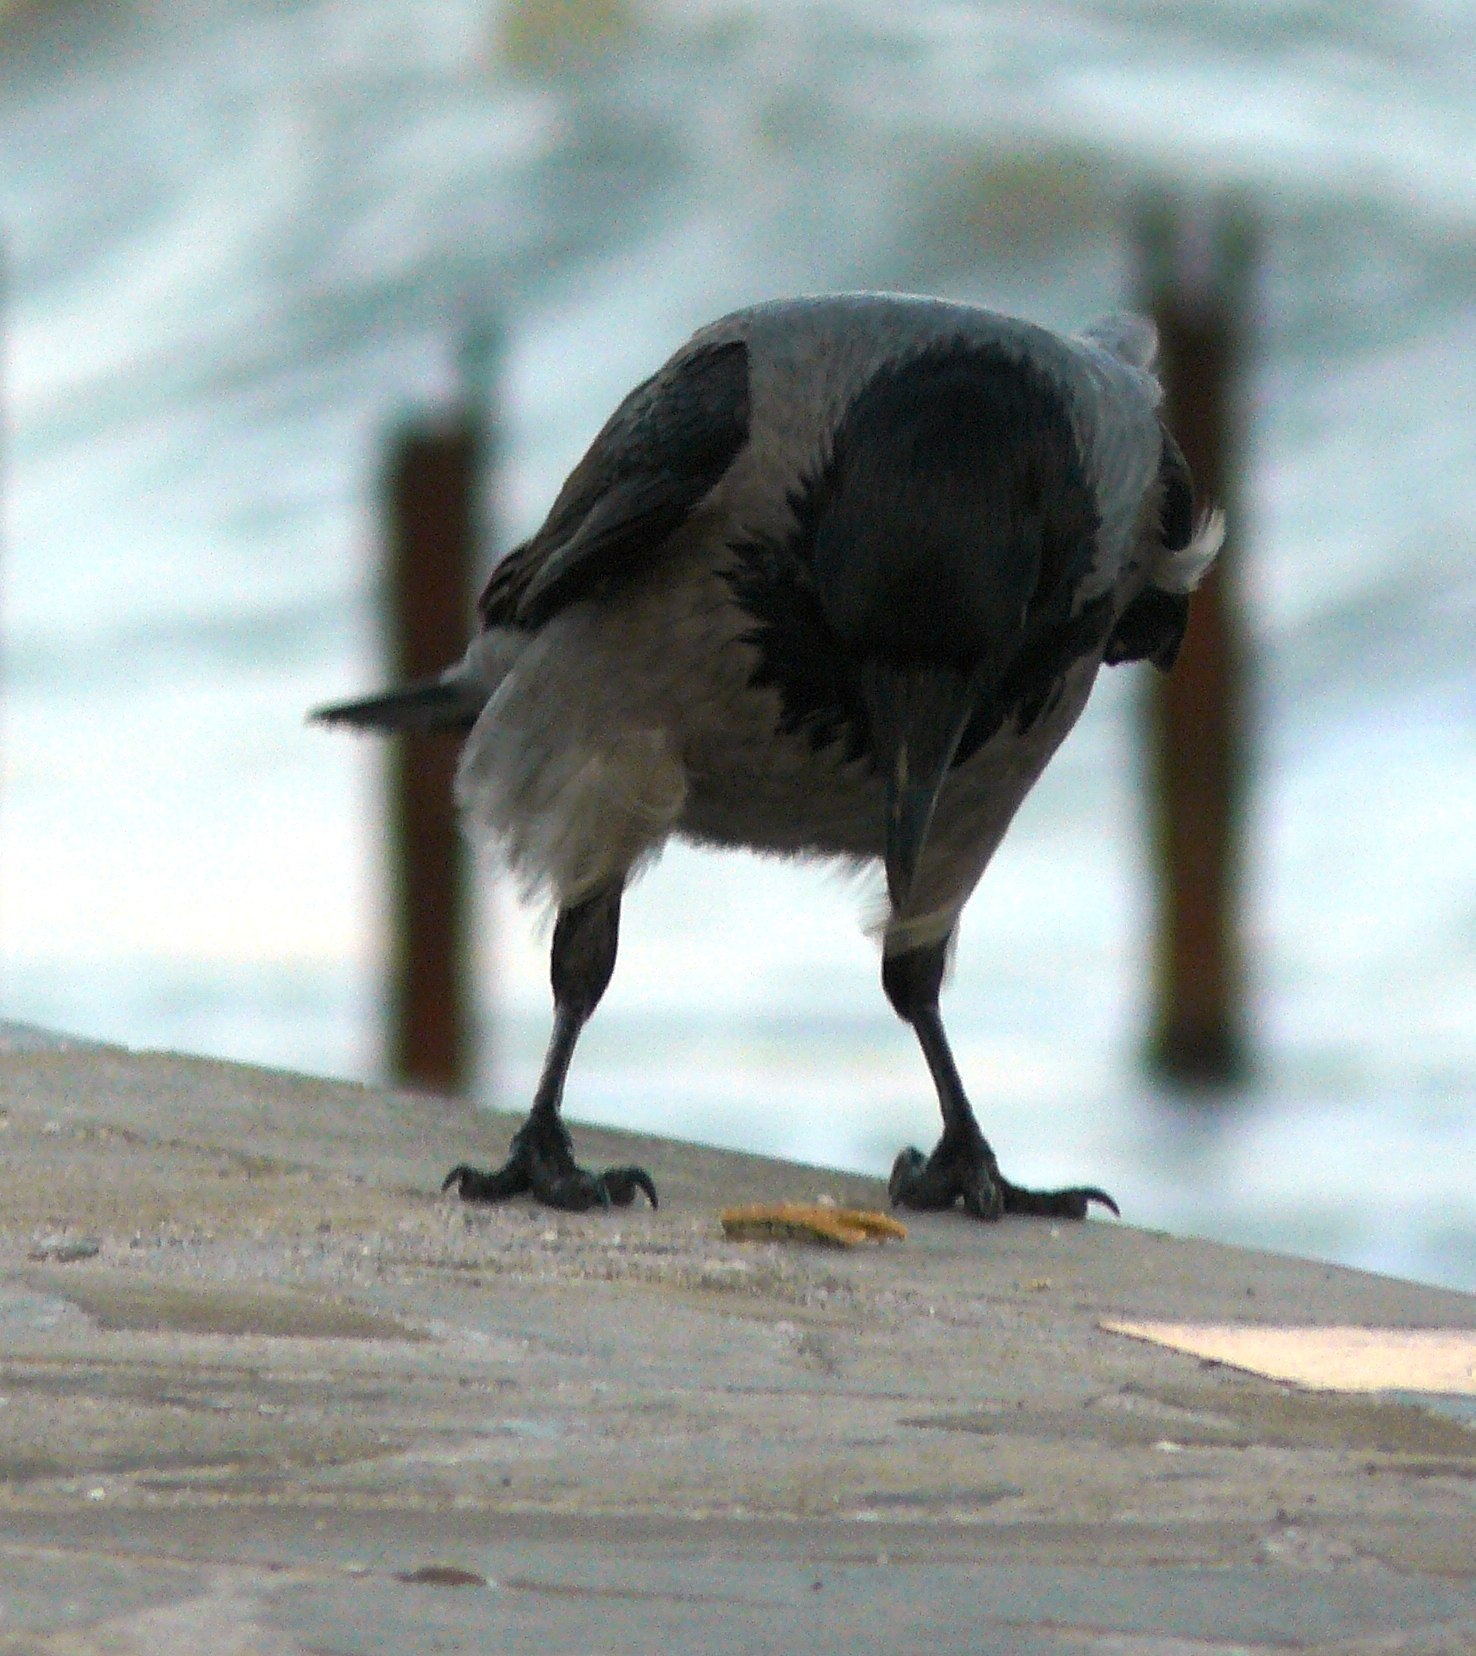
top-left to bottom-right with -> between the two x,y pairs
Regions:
597,1166 -> 660,1209
889,1141 -> 1116,1222
995,1175 -> 1119,1220
889,1144 -> 1003,1220
442,1161 -> 529,1203
442,1121 -> 658,1213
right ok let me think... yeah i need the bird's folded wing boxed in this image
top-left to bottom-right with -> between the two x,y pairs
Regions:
479,337 -> 751,629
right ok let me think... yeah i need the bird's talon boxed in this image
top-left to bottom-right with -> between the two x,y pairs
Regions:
891,1138 -> 1113,1223
442,1159 -> 532,1205
996,1177 -> 1120,1221
961,1174 -> 1005,1223
600,1166 -> 659,1210
887,1147 -> 927,1207
444,1122 -> 658,1215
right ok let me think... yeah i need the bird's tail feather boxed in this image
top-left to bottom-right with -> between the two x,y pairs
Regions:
310,674 -> 483,734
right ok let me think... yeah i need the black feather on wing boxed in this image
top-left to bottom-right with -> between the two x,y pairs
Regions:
479,338 -> 750,630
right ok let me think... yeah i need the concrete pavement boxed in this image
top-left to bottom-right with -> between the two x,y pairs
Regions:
1,1026 -> 1472,1653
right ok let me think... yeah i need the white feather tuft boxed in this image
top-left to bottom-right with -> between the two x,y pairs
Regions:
1079,312 -> 1160,371
1158,507 -> 1226,595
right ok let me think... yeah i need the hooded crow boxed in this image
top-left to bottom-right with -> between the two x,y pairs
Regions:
315,292 -> 1223,1221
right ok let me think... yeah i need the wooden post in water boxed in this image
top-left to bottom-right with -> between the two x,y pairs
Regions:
383,401 -> 484,1094
1139,198 -> 1255,1087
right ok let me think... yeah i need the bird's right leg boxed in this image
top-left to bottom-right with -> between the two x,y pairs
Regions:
443,885 -> 657,1212
883,933 -> 1118,1221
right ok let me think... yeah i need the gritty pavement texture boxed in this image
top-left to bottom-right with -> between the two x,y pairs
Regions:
0,1027 -> 1473,1654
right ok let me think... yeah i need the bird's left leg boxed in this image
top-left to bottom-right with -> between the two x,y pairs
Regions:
443,886 -> 657,1212
883,936 -> 1118,1221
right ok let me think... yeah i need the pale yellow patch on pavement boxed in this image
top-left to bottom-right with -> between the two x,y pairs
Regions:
1102,1320 -> 1476,1394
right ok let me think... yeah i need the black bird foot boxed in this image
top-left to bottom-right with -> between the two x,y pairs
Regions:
443,1115 -> 657,1213
888,1140 -> 1117,1222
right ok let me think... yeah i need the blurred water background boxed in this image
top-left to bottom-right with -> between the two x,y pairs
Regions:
1,0 -> 1473,1290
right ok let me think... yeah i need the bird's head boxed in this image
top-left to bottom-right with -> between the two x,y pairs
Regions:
800,340 -> 1103,907
806,341 -> 1098,683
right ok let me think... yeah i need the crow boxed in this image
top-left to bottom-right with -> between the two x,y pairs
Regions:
315,292 -> 1223,1222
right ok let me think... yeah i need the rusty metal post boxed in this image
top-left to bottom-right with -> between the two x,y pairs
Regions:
1139,198 -> 1255,1087
383,406 -> 483,1094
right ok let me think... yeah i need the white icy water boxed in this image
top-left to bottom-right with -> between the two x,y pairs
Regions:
2,0 -> 1474,1289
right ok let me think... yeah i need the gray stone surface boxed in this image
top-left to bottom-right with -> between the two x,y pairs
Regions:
0,1041 -> 1473,1653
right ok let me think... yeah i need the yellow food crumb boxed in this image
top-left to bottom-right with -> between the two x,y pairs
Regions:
720,1203 -> 907,1248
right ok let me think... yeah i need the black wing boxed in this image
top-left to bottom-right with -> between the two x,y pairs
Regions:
480,337 -> 750,630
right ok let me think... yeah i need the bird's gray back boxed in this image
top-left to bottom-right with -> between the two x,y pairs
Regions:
688,292 -> 1165,583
